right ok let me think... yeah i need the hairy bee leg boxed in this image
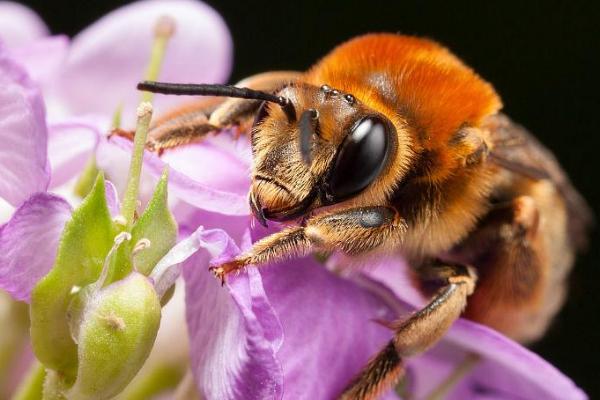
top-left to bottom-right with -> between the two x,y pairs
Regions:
340,262 -> 477,400
140,71 -> 301,153
209,206 -> 406,281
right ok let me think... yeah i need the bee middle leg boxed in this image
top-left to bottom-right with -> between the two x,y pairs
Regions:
113,71 -> 301,153
339,260 -> 477,400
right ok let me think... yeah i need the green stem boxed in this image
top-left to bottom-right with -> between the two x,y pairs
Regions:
121,104 -> 153,229
116,364 -> 184,400
12,361 -> 45,400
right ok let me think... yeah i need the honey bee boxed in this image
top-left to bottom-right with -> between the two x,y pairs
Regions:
135,34 -> 592,399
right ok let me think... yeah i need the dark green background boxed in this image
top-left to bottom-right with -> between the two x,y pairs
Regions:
19,0 -> 600,397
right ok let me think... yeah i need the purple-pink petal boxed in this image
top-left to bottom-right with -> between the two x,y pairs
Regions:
7,35 -> 69,97
104,180 -> 120,217
55,0 -> 232,122
0,46 -> 49,206
442,320 -> 587,400
47,120 -> 100,188
260,255 -> 397,399
0,2 -> 49,48
97,136 -> 251,216
182,227 -> 283,400
364,257 -> 587,400
0,193 -> 71,302
182,226 -> 401,400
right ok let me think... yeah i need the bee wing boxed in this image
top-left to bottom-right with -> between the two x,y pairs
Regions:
487,113 -> 594,250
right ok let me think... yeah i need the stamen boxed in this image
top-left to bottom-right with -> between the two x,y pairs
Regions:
133,238 -> 151,256
141,15 -> 176,103
113,215 -> 127,227
424,353 -> 480,400
94,232 -> 132,290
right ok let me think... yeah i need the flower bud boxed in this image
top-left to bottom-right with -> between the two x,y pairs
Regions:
67,272 -> 161,400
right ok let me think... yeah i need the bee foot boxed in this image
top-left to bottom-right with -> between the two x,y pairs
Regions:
209,260 -> 244,286
208,266 -> 226,286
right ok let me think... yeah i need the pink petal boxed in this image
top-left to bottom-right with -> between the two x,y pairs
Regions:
0,193 -> 71,302
260,255 -> 397,399
0,46 -> 49,206
0,2 -> 48,48
150,210 -> 248,298
443,320 -> 587,400
47,120 -> 100,188
8,35 -> 69,96
97,136 -> 250,216
364,258 -> 587,400
182,227 -> 283,400
182,225 -> 401,400
104,180 -> 119,217
56,0 -> 232,121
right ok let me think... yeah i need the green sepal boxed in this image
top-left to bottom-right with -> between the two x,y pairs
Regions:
130,169 -> 177,277
30,174 -> 117,378
68,272 -> 161,400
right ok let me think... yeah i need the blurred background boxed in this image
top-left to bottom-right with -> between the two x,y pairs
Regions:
16,0 -> 600,397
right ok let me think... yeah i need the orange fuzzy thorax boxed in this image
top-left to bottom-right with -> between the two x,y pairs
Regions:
304,33 -> 502,152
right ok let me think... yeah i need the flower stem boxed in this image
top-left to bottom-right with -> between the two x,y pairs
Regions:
141,16 -> 175,103
117,364 -> 184,400
424,353 -> 480,400
121,103 -> 153,229
12,361 -> 45,400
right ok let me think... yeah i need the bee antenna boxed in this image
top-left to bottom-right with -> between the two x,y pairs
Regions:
299,108 -> 319,165
137,81 -> 296,122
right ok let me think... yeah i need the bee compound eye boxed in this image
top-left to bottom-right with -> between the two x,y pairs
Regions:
326,116 -> 390,201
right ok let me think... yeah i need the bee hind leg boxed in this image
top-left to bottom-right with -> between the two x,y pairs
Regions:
339,261 -> 477,400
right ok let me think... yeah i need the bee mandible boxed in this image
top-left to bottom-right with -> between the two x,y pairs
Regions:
133,34 -> 592,399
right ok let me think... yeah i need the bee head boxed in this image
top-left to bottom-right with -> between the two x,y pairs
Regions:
250,83 -> 399,225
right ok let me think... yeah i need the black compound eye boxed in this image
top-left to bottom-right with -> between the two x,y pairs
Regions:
327,116 -> 390,201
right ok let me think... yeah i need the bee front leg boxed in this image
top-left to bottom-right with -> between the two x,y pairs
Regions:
209,206 -> 407,283
340,261 -> 477,400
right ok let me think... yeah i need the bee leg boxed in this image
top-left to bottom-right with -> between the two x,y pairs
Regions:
457,194 -> 557,343
339,261 -> 477,400
209,206 -> 407,281
449,126 -> 490,167
133,71 -> 301,153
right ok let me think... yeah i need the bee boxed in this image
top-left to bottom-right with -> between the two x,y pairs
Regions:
134,34 -> 592,399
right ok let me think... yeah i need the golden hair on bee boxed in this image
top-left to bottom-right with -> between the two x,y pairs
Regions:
132,32 -> 591,400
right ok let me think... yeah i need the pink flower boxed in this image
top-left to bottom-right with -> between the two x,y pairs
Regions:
0,2 -> 588,399
0,0 -> 232,299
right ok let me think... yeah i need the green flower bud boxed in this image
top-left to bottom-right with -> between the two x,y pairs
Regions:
67,272 -> 161,400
